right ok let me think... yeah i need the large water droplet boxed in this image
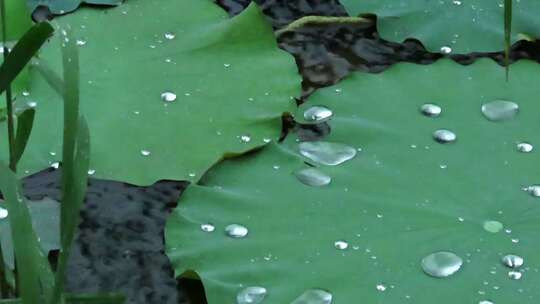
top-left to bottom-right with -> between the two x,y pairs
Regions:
141,150 -> 151,156
433,129 -> 456,144
481,100 -> 519,122
421,251 -> 463,278
291,289 -> 332,304
483,220 -> 503,233
299,141 -> 356,166
376,284 -> 387,292
0,207 -> 8,219
508,271 -> 523,280
440,46 -> 452,54
303,106 -> 333,124
294,168 -> 331,187
161,91 -> 177,103
236,286 -> 267,304
420,104 -> 442,117
517,142 -> 533,153
201,224 -> 215,233
225,224 -> 248,238
334,240 -> 348,250
164,32 -> 176,40
240,135 -> 251,143
479,301 -> 494,304
501,254 -> 524,268
523,185 -> 540,197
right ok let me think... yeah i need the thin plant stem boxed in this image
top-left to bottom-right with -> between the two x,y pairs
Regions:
0,0 -> 14,298
504,0 -> 512,81
0,0 -> 14,171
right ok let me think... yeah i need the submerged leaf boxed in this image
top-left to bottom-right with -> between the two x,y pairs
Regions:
166,59 -> 540,303
0,198 -> 60,270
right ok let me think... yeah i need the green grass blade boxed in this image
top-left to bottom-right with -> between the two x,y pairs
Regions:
0,163 -> 43,304
13,108 -> 35,165
49,28 -> 90,304
504,0 -> 512,80
0,22 -> 53,95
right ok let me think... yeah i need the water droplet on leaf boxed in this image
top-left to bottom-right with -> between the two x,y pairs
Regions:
294,168 -> 331,187
440,46 -> 452,54
334,240 -> 348,250
420,103 -> 442,117
0,207 -> 8,219
236,286 -> 267,304
433,129 -> 456,144
164,32 -> 175,40
161,91 -> 177,103
240,135 -> 251,143
299,141 -> 356,166
501,254 -> 524,268
141,150 -> 151,156
303,106 -> 333,123
508,271 -> 522,280
483,220 -> 503,233
201,224 -> 215,233
523,185 -> 540,197
421,251 -> 463,278
291,289 -> 332,304
481,100 -> 519,122
517,142 -> 533,153
225,224 -> 248,238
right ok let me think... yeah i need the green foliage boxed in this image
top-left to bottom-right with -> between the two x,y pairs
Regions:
0,165 -> 47,304
0,0 -> 31,42
0,22 -> 53,96
166,59 -> 540,303
13,108 -> 35,165
11,0 -> 299,186
49,28 -> 90,304
27,0 -> 121,15
340,0 -> 539,53
0,198 -> 60,270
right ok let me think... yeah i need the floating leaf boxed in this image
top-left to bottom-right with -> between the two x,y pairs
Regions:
340,0 -> 540,53
9,0 -> 299,185
166,59 -> 540,303
27,0 -> 122,16
0,197 -> 60,270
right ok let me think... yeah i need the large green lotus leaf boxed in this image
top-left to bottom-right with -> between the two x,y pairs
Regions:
166,59 -> 540,303
27,0 -> 121,15
5,0 -> 298,185
0,198 -> 59,269
340,0 -> 540,53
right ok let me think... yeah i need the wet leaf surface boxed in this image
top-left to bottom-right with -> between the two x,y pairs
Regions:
166,59 -> 540,303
